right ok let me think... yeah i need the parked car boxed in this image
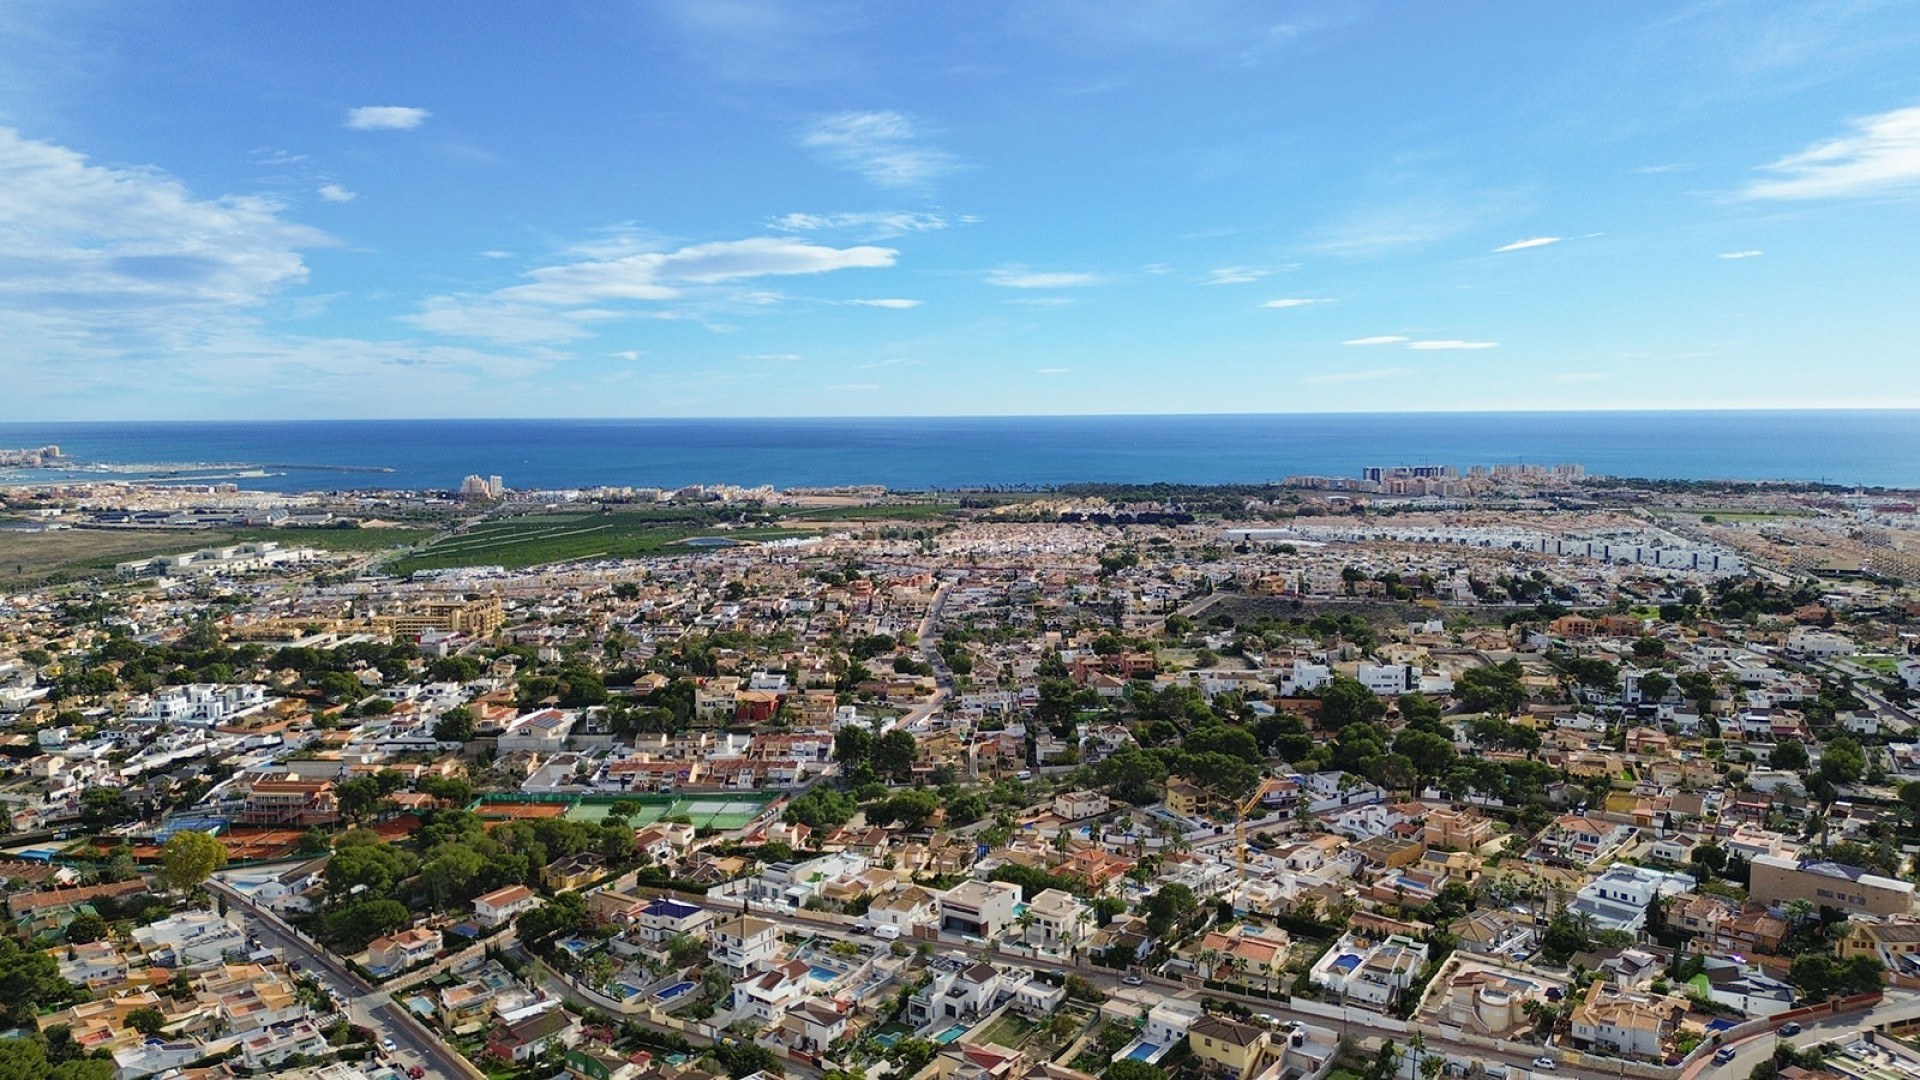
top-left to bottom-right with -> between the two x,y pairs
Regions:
1713,1047 -> 1737,1065
409,1067 -> 426,1079
381,1037 -> 396,1053
1781,1022 -> 1802,1036
1121,974 -> 1144,986
1532,1057 -> 1556,1071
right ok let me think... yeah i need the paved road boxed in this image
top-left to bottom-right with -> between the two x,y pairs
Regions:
212,879 -> 478,1080
1684,991 -> 1920,1079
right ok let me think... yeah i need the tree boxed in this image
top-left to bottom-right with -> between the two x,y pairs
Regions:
1104,1062 -> 1168,1080
126,1006 -> 167,1036
160,830 -> 227,891
1320,677 -> 1387,730
872,729 -> 919,780
1141,883 -> 1198,938
0,936 -> 84,1027
1095,747 -> 1168,804
666,933 -> 705,968
713,1039 -> 784,1078
1819,736 -> 1867,785
1637,671 -> 1673,704
433,706 -> 476,742
79,788 -> 136,831
64,912 -> 107,945
1770,739 -> 1810,774
1456,661 -> 1526,715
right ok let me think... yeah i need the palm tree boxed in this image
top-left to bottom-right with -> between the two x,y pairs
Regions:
1197,947 -> 1221,980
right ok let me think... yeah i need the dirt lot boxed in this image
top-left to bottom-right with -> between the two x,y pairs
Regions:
0,528 -> 235,588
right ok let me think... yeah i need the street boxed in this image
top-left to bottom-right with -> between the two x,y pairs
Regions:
211,879 -> 478,1080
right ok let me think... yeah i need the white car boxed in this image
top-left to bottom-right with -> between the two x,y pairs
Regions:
1532,1056 -> 1556,1071
381,1038 -> 397,1053
1121,974 -> 1144,986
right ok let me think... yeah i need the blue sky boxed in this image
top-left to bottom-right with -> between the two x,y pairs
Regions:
3,1 -> 1919,419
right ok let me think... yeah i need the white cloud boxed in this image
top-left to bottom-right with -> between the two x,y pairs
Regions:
1005,297 -> 1076,308
858,357 -> 920,369
1492,236 -> 1560,253
1408,340 -> 1499,350
845,298 -> 922,308
1206,266 -> 1271,284
771,210 -> 949,235
1260,298 -> 1325,309
344,105 -> 430,131
317,183 -> 357,203
1746,106 -> 1920,199
1303,367 -> 1408,384
612,350 -> 646,361
801,111 -> 956,188
742,353 -> 801,362
1341,335 -> 1409,346
411,236 -> 896,343
1553,372 -> 1607,383
1718,250 -> 1765,259
987,267 -> 1100,289
0,127 -> 327,312
827,383 -> 882,391
479,250 -> 515,259
1037,367 -> 1072,374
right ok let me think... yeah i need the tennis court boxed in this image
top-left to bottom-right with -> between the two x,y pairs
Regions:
473,793 -> 776,831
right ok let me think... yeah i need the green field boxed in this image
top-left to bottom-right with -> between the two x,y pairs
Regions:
387,511 -> 814,573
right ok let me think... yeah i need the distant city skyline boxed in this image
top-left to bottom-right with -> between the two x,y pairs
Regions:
3,2 -> 1918,419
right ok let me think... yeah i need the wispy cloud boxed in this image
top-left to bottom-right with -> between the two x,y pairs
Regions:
1005,297 -> 1076,308
1036,367 -> 1072,374
827,383 -> 882,392
1633,163 -> 1693,175
1308,192 -> 1522,258
1303,367 -> 1408,384
612,350 -> 646,361
1718,250 -> 1765,259
802,111 -> 956,189
1206,266 -> 1272,285
1260,298 -> 1326,309
410,236 -> 897,343
1492,236 -> 1560,253
858,357 -> 920,369
987,267 -> 1101,289
742,352 -> 801,362
1408,340 -> 1498,350
771,210 -> 950,236
345,105 -> 430,131
1342,335 -> 1409,346
479,250 -> 515,260
317,183 -> 357,203
844,298 -> 922,308
1553,372 -> 1607,383
1746,106 -> 1920,199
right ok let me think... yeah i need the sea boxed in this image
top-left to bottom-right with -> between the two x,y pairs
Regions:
0,411 -> 1916,493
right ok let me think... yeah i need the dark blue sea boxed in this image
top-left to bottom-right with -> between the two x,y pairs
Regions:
0,412 -> 1915,492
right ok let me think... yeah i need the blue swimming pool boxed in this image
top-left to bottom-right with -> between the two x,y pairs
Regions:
655,981 -> 696,1001
1127,1043 -> 1161,1061
1332,953 -> 1362,972
809,964 -> 839,982
936,1024 -> 970,1044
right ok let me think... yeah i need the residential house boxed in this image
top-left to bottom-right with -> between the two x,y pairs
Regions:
367,927 -> 441,973
473,884 -> 541,929
710,915 -> 781,978
939,879 -> 1022,939
637,896 -> 714,944
735,960 -> 811,1023
1187,1015 -> 1272,1080
1023,889 -> 1089,955
1568,980 -> 1683,1059
486,1007 -> 580,1064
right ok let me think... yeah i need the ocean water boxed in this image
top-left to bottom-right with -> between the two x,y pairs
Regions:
0,411 -> 1915,492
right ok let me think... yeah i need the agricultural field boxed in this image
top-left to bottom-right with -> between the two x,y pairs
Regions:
0,524 -> 431,588
778,501 -> 971,522
385,510 -> 813,574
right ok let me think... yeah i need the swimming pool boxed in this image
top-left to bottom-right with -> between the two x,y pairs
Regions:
809,964 -> 840,982
935,1024 -> 970,1044
872,1032 -> 903,1049
1332,953 -> 1362,972
655,981 -> 696,1001
1126,1043 -> 1161,1062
